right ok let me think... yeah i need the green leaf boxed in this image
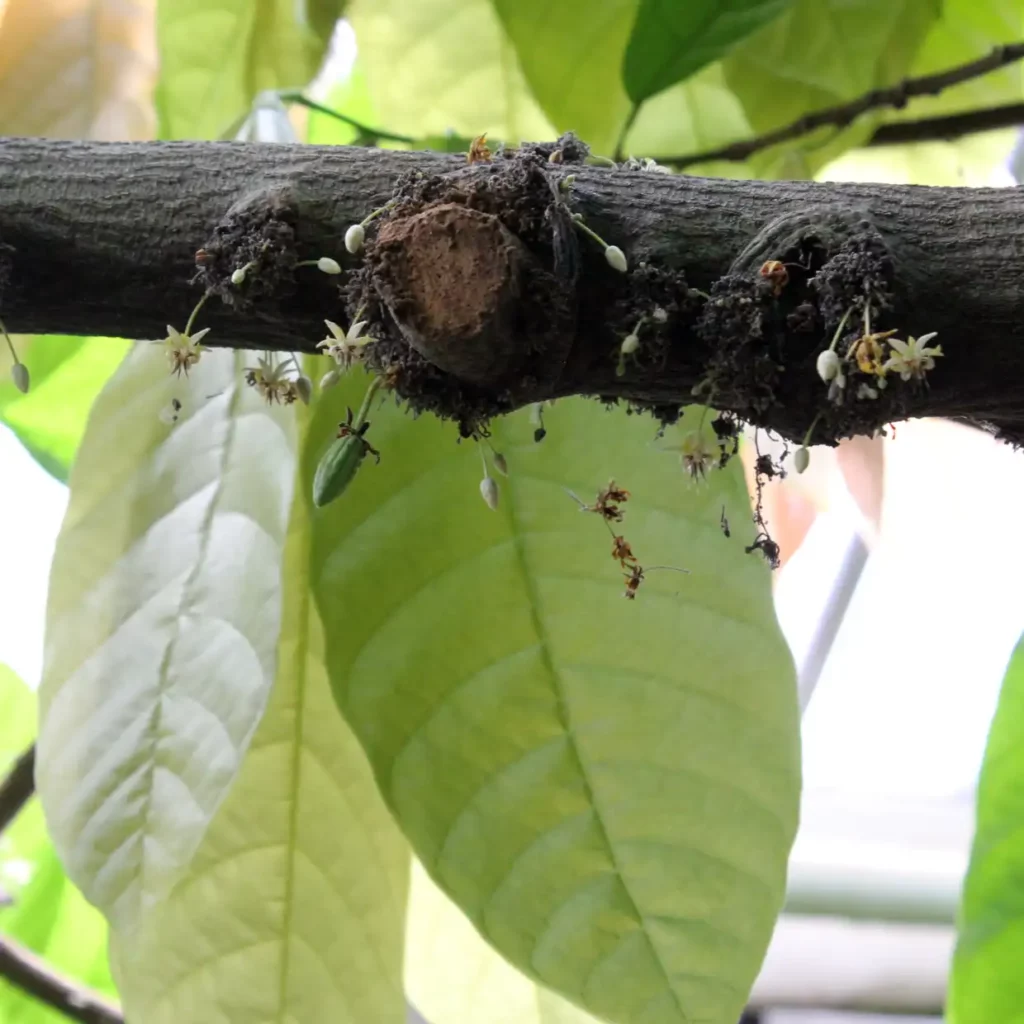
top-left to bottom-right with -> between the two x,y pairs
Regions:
156,0 -> 344,140
950,632 -> 1024,1021
885,0 -> 1024,122
623,0 -> 791,106
348,0 -> 554,143
489,0 -> 637,153
0,665 -> 117,1023
311,382 -> 800,1024
36,345 -> 298,934
0,336 -> 129,482
407,858 -> 602,1024
111,401 -> 409,1023
722,0 -> 942,177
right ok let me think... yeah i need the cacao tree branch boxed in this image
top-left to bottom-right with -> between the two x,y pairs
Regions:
1,137 -> 1022,448
866,101 -> 1024,147
659,41 -> 1024,169
0,744 -> 34,838
0,935 -> 124,1024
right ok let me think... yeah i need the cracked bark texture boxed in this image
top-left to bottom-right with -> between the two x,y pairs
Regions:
0,136 -> 1022,443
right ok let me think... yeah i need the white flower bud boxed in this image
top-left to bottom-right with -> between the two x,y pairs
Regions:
345,223 -> 366,254
652,307 -> 668,323
317,257 -> 342,275
604,245 -> 628,273
231,266 -> 248,286
480,475 -> 499,510
621,333 -> 640,355
492,452 -> 508,476
294,375 -> 313,404
816,349 -> 841,382
10,362 -> 29,394
320,369 -> 341,391
794,447 -> 810,474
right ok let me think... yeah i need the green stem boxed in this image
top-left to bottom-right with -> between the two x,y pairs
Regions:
572,216 -> 610,250
353,376 -> 383,428
0,316 -> 19,365
829,306 -> 855,352
184,292 -> 210,337
613,103 -> 642,161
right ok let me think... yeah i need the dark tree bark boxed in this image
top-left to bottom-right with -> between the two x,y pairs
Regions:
0,136 -> 1020,445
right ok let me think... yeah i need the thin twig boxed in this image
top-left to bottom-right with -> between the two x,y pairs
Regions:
0,936 -> 123,1024
866,100 -> 1024,148
0,744 -> 35,837
278,91 -> 416,145
659,41 -> 1024,168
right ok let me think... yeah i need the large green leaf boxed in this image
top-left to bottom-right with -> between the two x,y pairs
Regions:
950,632 -> 1024,1021
111,397 -> 409,1023
722,0 -> 942,177
884,0 -> 1024,123
310,380 -> 800,1024
348,0 -> 554,142
623,0 -> 791,106
489,0 -> 637,153
156,0 -> 345,139
407,858 -> 601,1024
0,336 -> 129,482
36,344 -> 298,934
0,665 -> 117,1023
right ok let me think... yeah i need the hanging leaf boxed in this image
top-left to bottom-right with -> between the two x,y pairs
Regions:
36,344 -> 297,934
950,632 -> 1024,1022
311,378 -> 800,1024
156,0 -> 344,139
111,398 -> 408,1022
623,0 -> 791,106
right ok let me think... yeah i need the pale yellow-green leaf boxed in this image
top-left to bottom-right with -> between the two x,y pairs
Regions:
310,378 -> 801,1024
0,0 -> 157,139
490,0 -> 637,154
722,0 -> 942,177
37,344 -> 297,933
156,0 -> 341,139
111,401 -> 409,1023
348,0 -> 554,142
407,859 -> 601,1024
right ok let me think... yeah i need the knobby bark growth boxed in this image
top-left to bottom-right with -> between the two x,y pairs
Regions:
1,135 -> 1021,447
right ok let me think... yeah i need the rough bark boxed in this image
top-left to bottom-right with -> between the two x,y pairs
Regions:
0,136 -> 1021,445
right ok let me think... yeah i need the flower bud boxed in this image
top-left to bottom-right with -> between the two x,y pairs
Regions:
816,349 -> 841,382
317,257 -> 342,275
231,266 -> 248,286
345,223 -> 366,254
794,447 -> 810,474
320,369 -> 341,391
604,245 -> 628,273
492,452 -> 508,476
652,307 -> 668,323
480,476 -> 499,510
620,333 -> 640,355
10,362 -> 29,394
294,375 -> 313,404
